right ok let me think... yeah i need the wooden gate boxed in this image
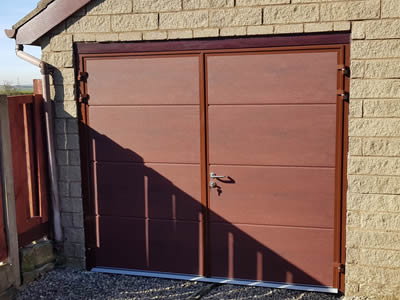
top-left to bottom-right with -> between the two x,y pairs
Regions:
0,81 -> 50,288
7,88 -> 49,247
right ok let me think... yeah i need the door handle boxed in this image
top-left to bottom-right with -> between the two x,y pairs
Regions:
210,172 -> 226,179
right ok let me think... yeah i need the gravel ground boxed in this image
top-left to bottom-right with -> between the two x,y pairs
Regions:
203,285 -> 342,300
16,267 -> 343,300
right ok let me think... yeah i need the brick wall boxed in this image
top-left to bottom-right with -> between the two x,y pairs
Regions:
40,0 -> 400,298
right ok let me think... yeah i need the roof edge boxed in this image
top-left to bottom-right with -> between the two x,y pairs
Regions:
12,0 -> 56,30
5,29 -> 16,39
8,0 -> 92,45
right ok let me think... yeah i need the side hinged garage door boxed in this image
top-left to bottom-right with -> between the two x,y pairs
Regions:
80,54 -> 204,275
78,40 -> 348,293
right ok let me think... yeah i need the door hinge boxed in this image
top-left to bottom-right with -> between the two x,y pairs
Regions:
335,263 -> 345,274
337,90 -> 349,102
78,72 -> 89,82
79,94 -> 90,104
337,65 -> 350,77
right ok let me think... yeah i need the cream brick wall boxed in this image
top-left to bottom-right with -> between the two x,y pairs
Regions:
40,0 -> 400,298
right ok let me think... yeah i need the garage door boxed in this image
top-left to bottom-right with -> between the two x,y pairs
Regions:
207,51 -> 337,286
84,54 -> 204,274
79,44 -> 347,291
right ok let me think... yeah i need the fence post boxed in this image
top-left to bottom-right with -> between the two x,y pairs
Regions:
33,79 -> 43,95
0,94 -> 21,287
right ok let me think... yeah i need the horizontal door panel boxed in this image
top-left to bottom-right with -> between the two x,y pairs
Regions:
95,162 -> 202,220
208,166 -> 335,228
148,219 -> 203,275
96,217 -> 202,275
96,216 -> 147,270
87,55 -> 200,105
208,105 -> 336,167
207,51 -> 337,104
89,106 -> 200,163
209,223 -> 334,286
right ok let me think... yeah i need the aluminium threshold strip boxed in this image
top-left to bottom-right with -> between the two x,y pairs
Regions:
91,267 -> 338,294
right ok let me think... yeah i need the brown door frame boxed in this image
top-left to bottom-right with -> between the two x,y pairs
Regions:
76,33 -> 349,292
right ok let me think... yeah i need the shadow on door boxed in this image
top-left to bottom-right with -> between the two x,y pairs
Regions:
81,125 -> 332,288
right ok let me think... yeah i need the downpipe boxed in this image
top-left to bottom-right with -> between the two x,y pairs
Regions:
16,44 -> 63,243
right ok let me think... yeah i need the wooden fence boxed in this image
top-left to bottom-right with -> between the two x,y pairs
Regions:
0,176 -> 7,262
0,80 -> 50,287
7,91 -> 49,247
0,93 -> 20,286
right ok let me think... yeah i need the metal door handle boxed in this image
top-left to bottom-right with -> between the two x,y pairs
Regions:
210,172 -> 225,179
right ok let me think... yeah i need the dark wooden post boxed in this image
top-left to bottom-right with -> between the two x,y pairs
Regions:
0,94 -> 21,286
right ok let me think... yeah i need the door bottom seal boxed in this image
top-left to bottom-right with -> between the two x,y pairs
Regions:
91,267 -> 338,294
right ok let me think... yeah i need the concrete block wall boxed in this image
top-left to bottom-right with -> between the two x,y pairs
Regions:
39,0 -> 400,298
19,239 -> 56,285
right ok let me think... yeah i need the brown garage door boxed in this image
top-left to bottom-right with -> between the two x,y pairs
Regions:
84,54 -> 204,274
78,43 -> 347,291
207,51 -> 338,286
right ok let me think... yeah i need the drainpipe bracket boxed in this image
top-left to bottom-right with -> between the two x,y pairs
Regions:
40,62 -> 54,75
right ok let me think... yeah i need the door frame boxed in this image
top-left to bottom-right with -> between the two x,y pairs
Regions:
75,33 -> 349,293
